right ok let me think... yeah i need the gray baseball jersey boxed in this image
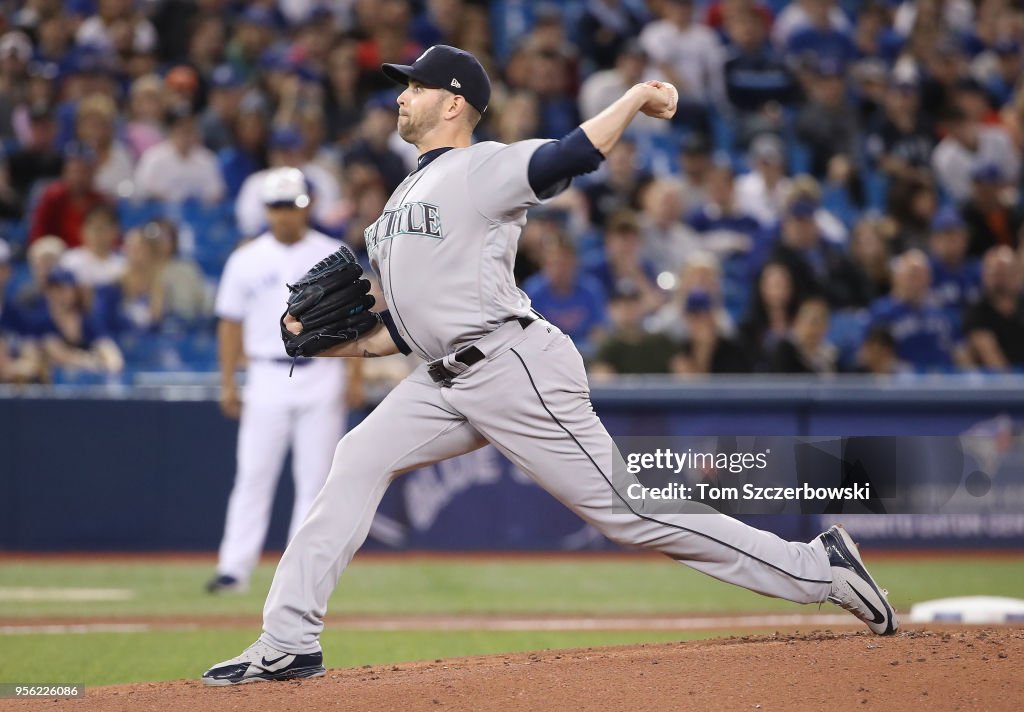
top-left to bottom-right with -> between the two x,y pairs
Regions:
259,139 -> 835,654
365,140 -> 549,360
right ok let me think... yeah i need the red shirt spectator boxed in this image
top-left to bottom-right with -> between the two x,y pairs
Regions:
29,143 -> 108,249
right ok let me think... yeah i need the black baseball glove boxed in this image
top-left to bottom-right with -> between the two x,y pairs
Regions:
280,245 -> 381,358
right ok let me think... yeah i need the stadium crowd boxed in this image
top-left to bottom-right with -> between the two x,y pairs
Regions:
1,0 -> 1024,386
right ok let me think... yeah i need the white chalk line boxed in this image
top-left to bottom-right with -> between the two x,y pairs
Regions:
0,614 -> 856,636
0,587 -> 135,602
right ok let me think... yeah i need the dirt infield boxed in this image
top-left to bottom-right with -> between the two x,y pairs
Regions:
5,626 -> 1020,712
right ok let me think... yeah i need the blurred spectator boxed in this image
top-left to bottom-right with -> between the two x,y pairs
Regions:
236,126 -> 341,237
577,0 -> 648,71
963,246 -> 1024,370
323,40 -> 364,143
39,267 -> 123,375
92,227 -> 165,335
687,162 -> 762,259
186,13 -> 227,79
508,39 -> 579,139
354,0 -> 423,94
850,59 -> 889,129
932,108 -> 1019,204
677,133 -> 713,212
493,91 -> 541,145
960,163 -> 1023,258
146,219 -> 210,322
675,290 -> 750,374
7,236 -> 65,335
767,182 -> 868,308
795,59 -> 858,180
0,242 -> 44,382
583,210 -> 663,313
579,40 -> 666,134
782,0 -> 856,67
0,239 -> 14,327
219,104 -> 269,197
649,252 -> 734,340
772,0 -> 851,50
722,8 -> 797,146
76,0 -> 157,56
75,92 -> 134,197
515,208 -> 567,285
926,206 -> 981,324
638,177 -> 701,275
864,79 -> 933,187
134,107 -> 225,204
770,296 -> 836,374
974,39 -> 1015,107
849,215 -> 894,302
855,325 -> 908,375
200,64 -> 246,153
887,175 -> 938,251
410,0 -> 464,48
124,74 -> 167,160
952,76 -> 1000,126
60,204 -> 126,288
740,260 -> 800,372
342,96 -> 408,193
868,249 -> 969,371
639,0 -> 722,132
523,233 -> 607,355
893,0 -> 974,37
228,6 -> 277,82
0,158 -> 22,222
0,31 -> 32,140
735,134 -> 790,227
29,142 -> 108,248
591,289 -> 681,376
580,138 -> 648,228
6,104 -> 62,202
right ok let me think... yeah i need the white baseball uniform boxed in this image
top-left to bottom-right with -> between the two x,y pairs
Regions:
213,229 -> 348,584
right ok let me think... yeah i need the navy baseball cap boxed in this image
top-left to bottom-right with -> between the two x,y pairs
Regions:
382,45 -> 491,114
930,206 -> 965,232
684,290 -> 713,314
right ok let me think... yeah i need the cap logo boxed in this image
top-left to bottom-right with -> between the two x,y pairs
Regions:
450,78 -> 461,88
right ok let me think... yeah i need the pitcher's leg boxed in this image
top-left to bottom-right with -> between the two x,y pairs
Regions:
216,401 -> 291,583
452,330 -> 831,604
288,399 -> 346,542
261,372 -> 485,654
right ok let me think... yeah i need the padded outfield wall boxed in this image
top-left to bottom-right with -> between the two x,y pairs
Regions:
2,376 -> 1023,551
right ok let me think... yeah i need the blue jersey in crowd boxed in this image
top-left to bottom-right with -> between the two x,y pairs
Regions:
869,296 -> 959,370
928,257 -> 981,327
523,272 -> 607,352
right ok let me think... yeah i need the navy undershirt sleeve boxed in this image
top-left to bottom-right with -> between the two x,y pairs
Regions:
527,128 -> 606,200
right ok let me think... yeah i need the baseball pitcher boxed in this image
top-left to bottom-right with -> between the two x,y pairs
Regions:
203,46 -> 897,686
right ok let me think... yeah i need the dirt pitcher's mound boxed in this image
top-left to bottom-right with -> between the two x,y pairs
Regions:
8,627 -> 1023,712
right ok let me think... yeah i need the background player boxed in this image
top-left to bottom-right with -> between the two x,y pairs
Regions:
207,167 -> 358,593
203,46 -> 897,684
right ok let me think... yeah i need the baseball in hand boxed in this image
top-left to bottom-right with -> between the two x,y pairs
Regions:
639,80 -> 678,120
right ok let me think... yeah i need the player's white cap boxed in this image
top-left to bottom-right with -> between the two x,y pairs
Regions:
262,167 -> 311,209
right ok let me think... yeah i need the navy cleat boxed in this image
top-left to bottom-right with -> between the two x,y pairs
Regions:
819,525 -> 899,635
202,639 -> 326,686
205,574 -> 247,594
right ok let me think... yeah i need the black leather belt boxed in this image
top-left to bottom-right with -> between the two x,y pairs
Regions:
427,313 -> 539,386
